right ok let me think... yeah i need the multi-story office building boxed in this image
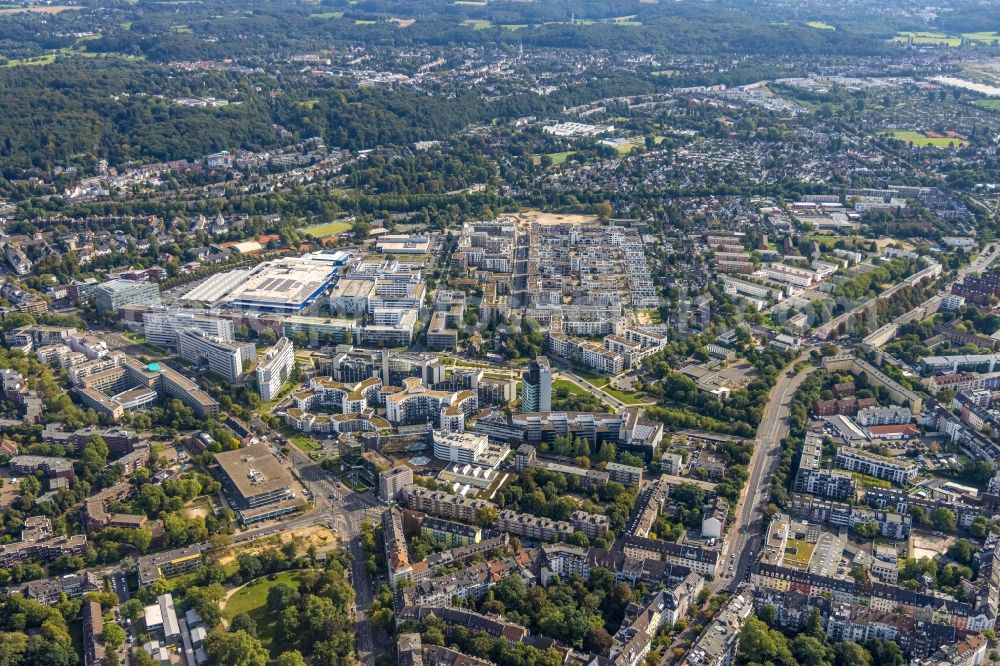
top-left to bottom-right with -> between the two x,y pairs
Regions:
426,311 -> 458,351
142,309 -> 234,347
256,337 -> 294,402
362,308 -> 418,346
379,466 -> 413,502
432,431 -> 488,465
176,328 -> 256,383
520,356 -> 552,413
94,279 -> 162,313
214,442 -> 302,524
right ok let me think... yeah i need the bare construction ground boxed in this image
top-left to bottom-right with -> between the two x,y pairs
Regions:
510,210 -> 599,226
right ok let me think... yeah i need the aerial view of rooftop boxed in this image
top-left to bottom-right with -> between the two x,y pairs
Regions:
5,0 -> 1000,665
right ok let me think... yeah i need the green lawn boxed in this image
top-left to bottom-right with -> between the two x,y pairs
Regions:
310,11 -> 343,18
257,379 -> 295,416
354,19 -> 377,25
893,31 -> 961,46
224,571 -> 303,653
612,140 -> 643,155
964,31 -> 1000,44
639,309 -> 663,324
552,379 -> 591,397
974,99 -> 1000,111
542,151 -> 574,165
886,130 -> 968,148
289,435 -> 321,453
849,471 -> 892,489
3,53 -> 56,67
501,23 -> 529,30
280,426 -> 321,452
599,384 -> 649,405
461,19 -> 492,29
805,21 -> 835,30
301,220 -> 352,238
571,367 -> 607,387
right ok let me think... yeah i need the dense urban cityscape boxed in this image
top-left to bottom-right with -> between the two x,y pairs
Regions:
2,1 -> 1000,666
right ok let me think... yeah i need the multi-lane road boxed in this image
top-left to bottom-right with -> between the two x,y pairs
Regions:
280,438 -> 386,665
718,355 -> 814,589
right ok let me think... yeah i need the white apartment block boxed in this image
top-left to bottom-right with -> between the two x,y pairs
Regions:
68,351 -> 127,386
432,431 -> 488,465
579,343 -> 624,375
362,308 -> 418,346
856,406 -> 911,427
623,327 -> 667,348
835,447 -> 917,485
256,337 -> 294,402
758,263 -> 818,288
142,310 -> 235,347
722,276 -> 775,301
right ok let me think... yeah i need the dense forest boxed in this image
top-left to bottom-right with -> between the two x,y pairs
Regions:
0,0 -> 991,180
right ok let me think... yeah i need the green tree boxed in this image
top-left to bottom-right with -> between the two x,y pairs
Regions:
596,201 -> 613,222
276,652 -> 308,666
931,507 -> 957,532
229,613 -> 257,637
834,641 -> 871,666
104,622 -> 126,651
205,630 -> 268,666
267,583 -> 297,612
474,506 -> 499,528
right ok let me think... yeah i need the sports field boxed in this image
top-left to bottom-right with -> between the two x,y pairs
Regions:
805,21 -> 834,30
301,221 -> 352,237
886,130 -> 968,148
